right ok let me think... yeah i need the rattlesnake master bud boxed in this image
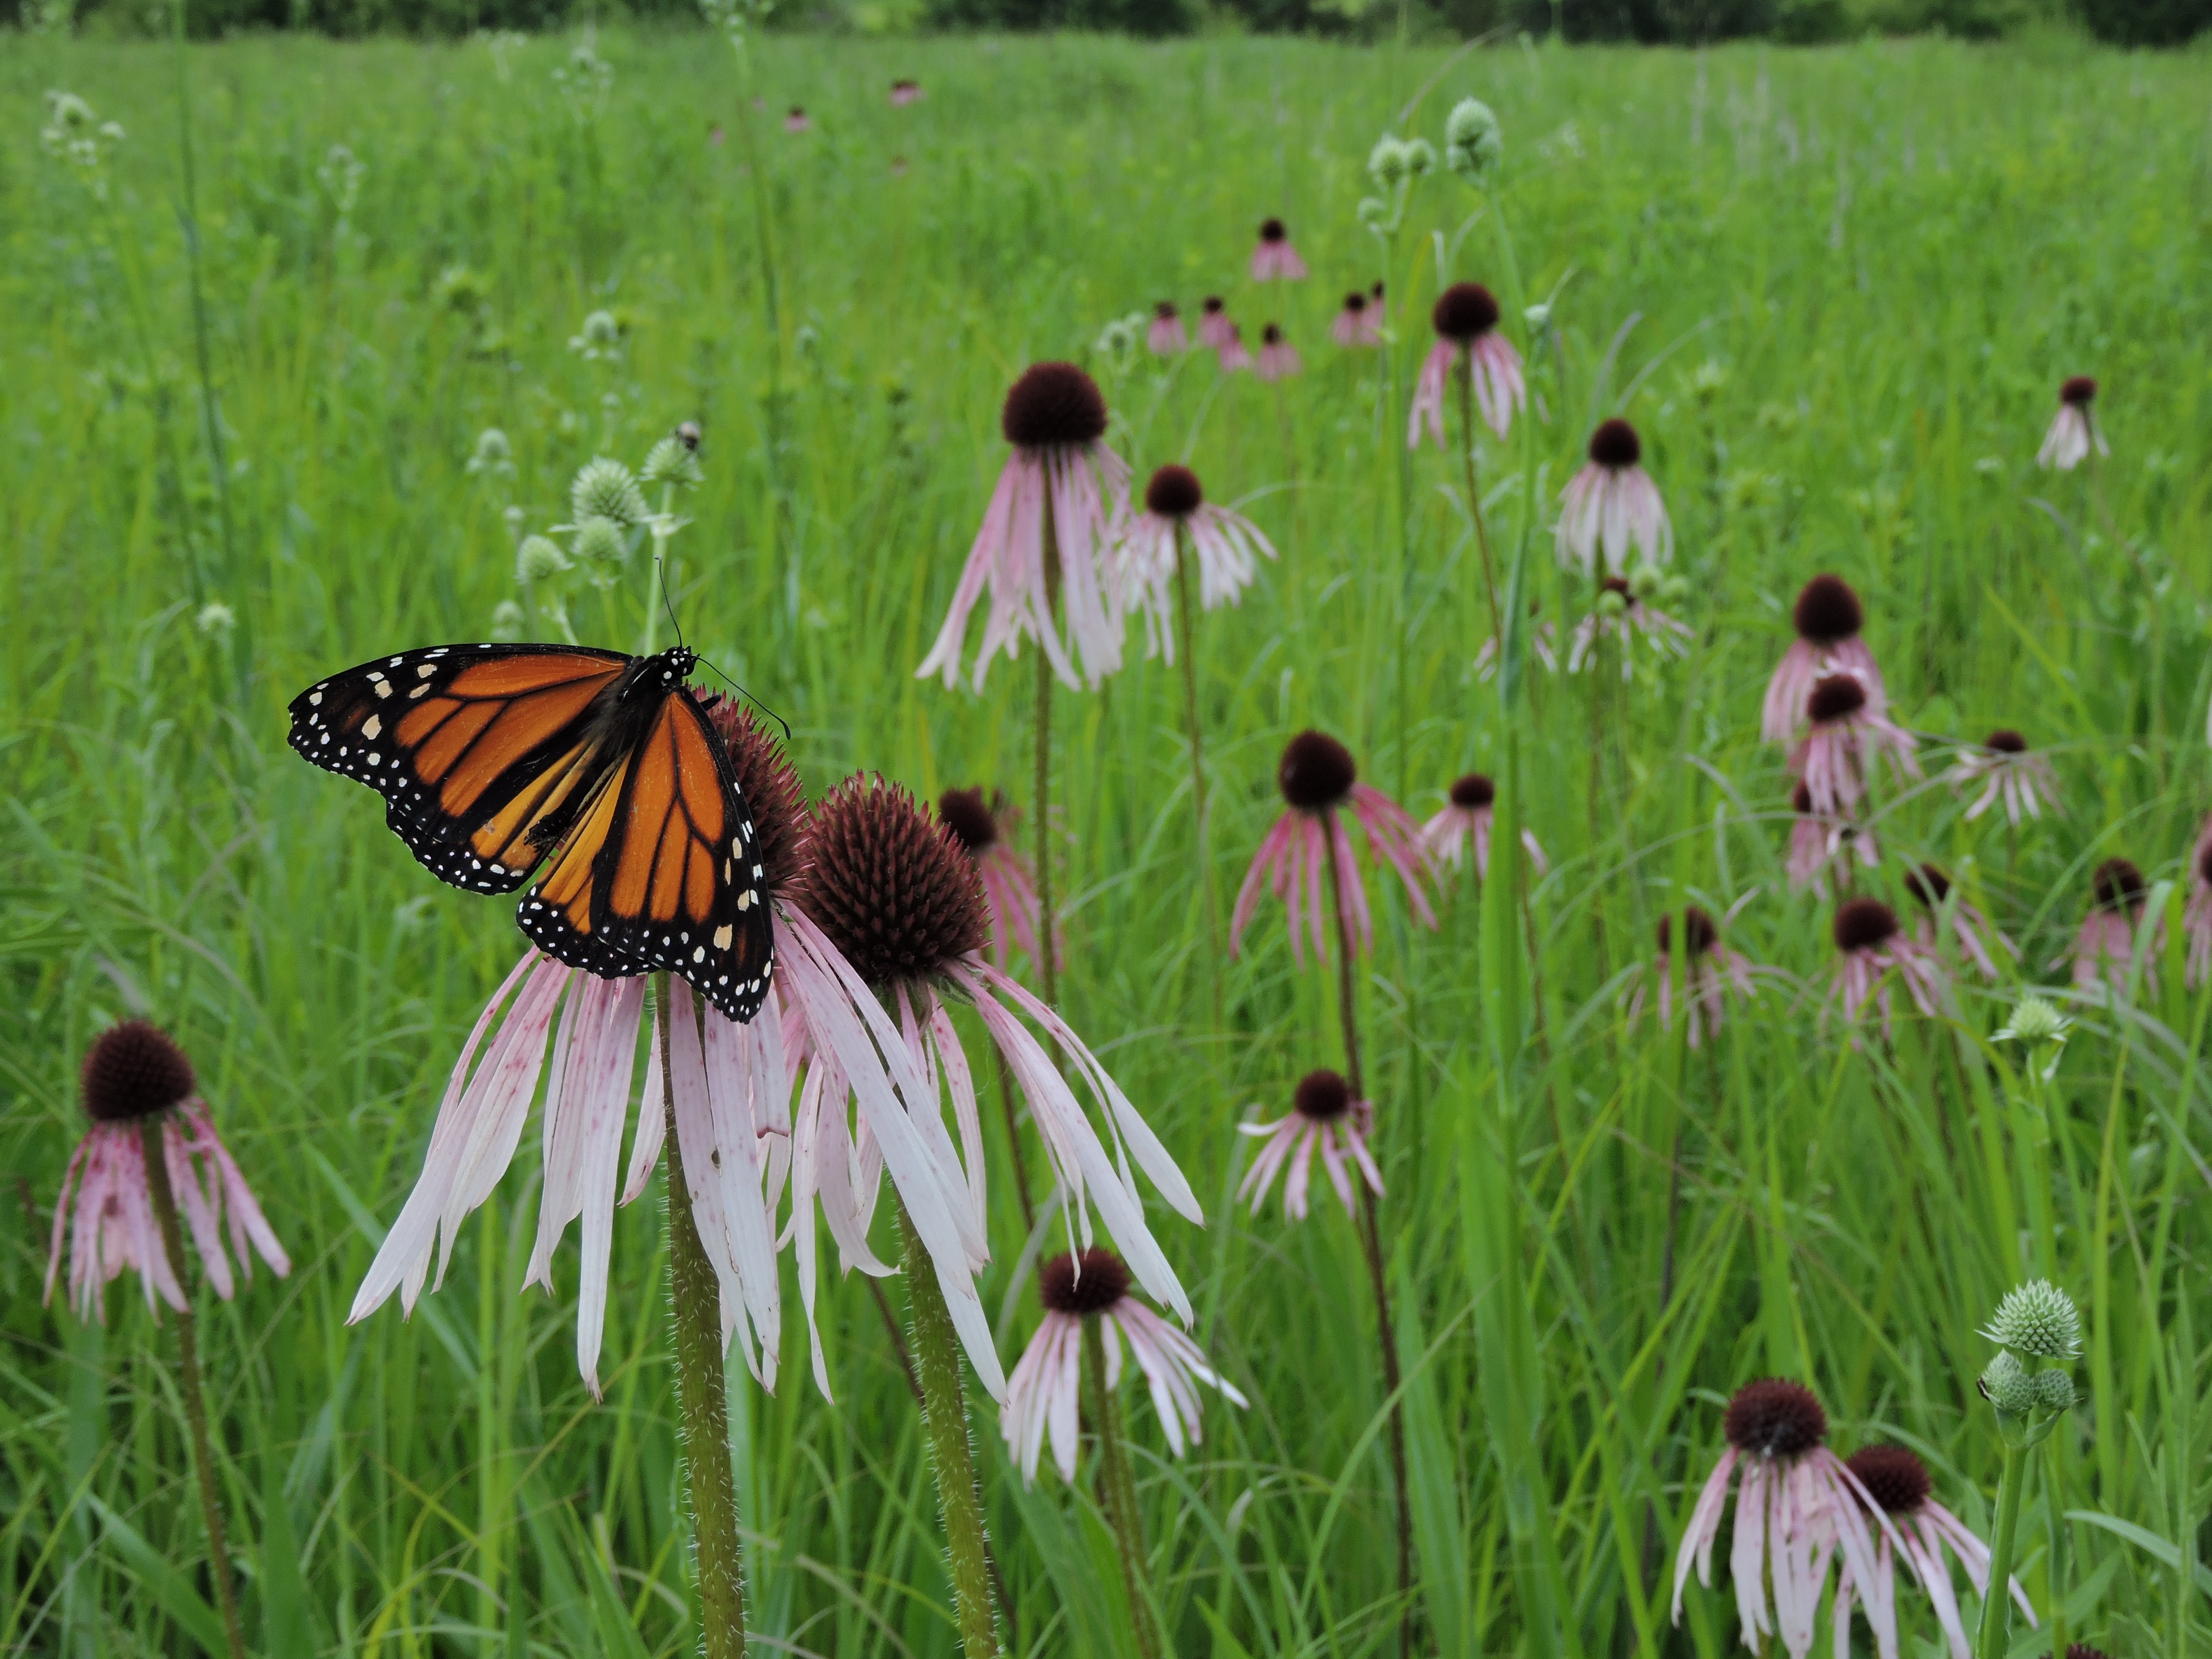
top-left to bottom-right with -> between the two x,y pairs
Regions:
571,457 -> 648,527
1367,134 -> 1412,185
1443,96 -> 1503,185
1723,1380 -> 1828,1459
641,433 -> 705,489
516,534 -> 568,583
1792,574 -> 1864,645
1843,1446 -> 1931,1514
567,308 -> 624,361
795,775 -> 987,986
572,516 -> 626,566
1276,730 -> 1357,812
1978,1348 -> 2035,1413
82,1021 -> 197,1123
2033,1369 -> 2078,1411
1144,464 -> 1204,519
1039,1247 -> 1131,1315
1996,993 -> 2069,1046
1833,899 -> 1899,953
1981,1280 -> 2082,1359
467,427 -> 514,476
1400,137 -> 1437,177
2091,858 -> 2144,913
1001,362 -> 1108,450
1293,1069 -> 1352,1121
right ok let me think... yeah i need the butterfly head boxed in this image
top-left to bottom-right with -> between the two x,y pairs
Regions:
654,646 -> 699,685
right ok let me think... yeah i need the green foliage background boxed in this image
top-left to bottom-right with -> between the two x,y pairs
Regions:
2,28 -> 2211,1659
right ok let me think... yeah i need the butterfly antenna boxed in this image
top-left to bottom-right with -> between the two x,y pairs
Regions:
657,558 -> 686,650
701,658 -> 793,745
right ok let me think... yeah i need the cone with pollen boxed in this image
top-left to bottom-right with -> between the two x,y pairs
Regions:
1115,461 -> 1275,663
1830,1443 -> 2034,1659
1237,1067 -> 1383,1221
1421,771 -> 1549,881
2068,855 -> 2160,998
1763,573 -> 1890,743
1557,417 -> 1672,575
1409,281 -> 1526,448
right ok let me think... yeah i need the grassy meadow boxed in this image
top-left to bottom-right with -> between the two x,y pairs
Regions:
3,21 -> 2212,1659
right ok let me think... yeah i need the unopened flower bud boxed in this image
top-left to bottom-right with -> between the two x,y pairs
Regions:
1356,196 -> 1390,228
517,534 -> 568,582
1595,587 -> 1627,619
1401,137 -> 1437,177
1978,1349 -> 2034,1414
641,434 -> 704,489
195,601 -> 235,636
1524,301 -> 1552,333
466,426 -> 513,475
2033,1369 -> 2077,1411
1629,561 -> 1664,601
572,516 -> 626,565
491,598 -> 526,641
1981,1280 -> 2082,1360
1444,96 -> 1503,186
1367,134 -> 1411,186
1996,993 -> 2070,1047
571,457 -> 647,527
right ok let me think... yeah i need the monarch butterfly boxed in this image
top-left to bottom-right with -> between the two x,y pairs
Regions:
288,642 -> 774,1024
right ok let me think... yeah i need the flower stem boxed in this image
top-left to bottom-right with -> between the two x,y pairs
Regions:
1172,524 -> 1223,1031
2045,1435 -> 2069,1659
1035,499 -> 1060,1013
1974,1443 -> 2028,1659
1321,811 -> 1413,1659
1453,361 -> 1502,642
1083,1318 -> 1163,1659
139,1119 -> 248,1659
656,981 -> 750,1659
892,1200 -> 1001,1659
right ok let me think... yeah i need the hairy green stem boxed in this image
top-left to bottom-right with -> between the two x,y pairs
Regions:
1172,524 -> 1223,1031
1453,361 -> 1502,641
2044,1434 -> 2068,1659
893,1201 -> 1001,1659
141,1118 -> 248,1659
1035,496 -> 1060,1012
1974,1443 -> 2027,1659
657,981 -> 750,1659
1083,1318 -> 1162,1659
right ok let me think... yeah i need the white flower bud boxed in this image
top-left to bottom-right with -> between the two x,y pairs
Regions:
516,534 -> 569,583
641,434 -> 704,489
1367,134 -> 1411,186
466,427 -> 514,476
1402,137 -> 1437,178
1978,1349 -> 2034,1414
572,516 -> 626,566
1995,993 -> 2070,1047
2033,1369 -> 2077,1411
1444,97 -> 1503,187
571,457 -> 647,527
567,308 -> 624,361
195,601 -> 235,636
1356,196 -> 1391,229
1981,1280 -> 2082,1360
491,599 -> 527,642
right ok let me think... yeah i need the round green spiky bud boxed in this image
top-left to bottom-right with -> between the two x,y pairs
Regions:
571,457 -> 647,528
516,534 -> 568,583
1629,561 -> 1665,601
1996,993 -> 2070,1047
491,599 -> 526,642
1401,137 -> 1437,178
640,434 -> 704,489
467,427 -> 513,475
569,308 -> 623,359
1595,587 -> 1627,619
1978,1349 -> 2034,1414
1367,135 -> 1411,186
572,516 -> 626,566
1444,97 -> 1503,186
1356,196 -> 1390,228
196,601 -> 235,636
2033,1369 -> 2077,1411
1981,1280 -> 2082,1360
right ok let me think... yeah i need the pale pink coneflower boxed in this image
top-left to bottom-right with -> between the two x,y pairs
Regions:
1215,323 -> 1254,373
1787,779 -> 1879,897
1198,295 -> 1235,350
1623,907 -> 1766,1050
1762,575 -> 1887,745
1788,673 -> 1919,817
47,1021 -> 291,1323
1146,300 -> 1187,356
1116,463 -> 1275,661
1901,864 -> 2016,983
1000,1248 -> 1245,1485
2063,857 -> 2160,1000
1256,322 -> 1301,382
1236,1068 -> 1382,1221
1369,279 -> 1387,325
1407,282 -> 1525,449
1419,771 -> 1549,881
1471,622 -> 1560,682
1329,290 -> 1377,348
2036,376 -> 2107,472
937,786 -> 1047,971
784,106 -> 812,133
1556,418 -> 1673,577
1832,1444 -> 2034,1659
1232,730 -> 1437,965
1829,898 -> 1948,1032
889,78 -> 924,106
791,776 -> 1206,1394
1948,729 -> 2061,825
1567,576 -> 1694,677
348,700 -> 814,1395
2187,827 -> 2212,989
1249,216 -> 1307,281
916,361 -> 1131,693
1672,1380 -> 1901,1659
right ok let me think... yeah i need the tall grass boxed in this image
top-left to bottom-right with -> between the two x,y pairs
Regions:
2,25 -> 2209,1659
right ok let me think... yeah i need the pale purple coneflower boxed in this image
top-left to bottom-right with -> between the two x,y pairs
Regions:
784,106 -> 812,133
1235,1068 -> 1382,1221
1000,1248 -> 1245,1485
1788,673 -> 1920,817
1419,771 -> 1549,881
1231,731 -> 1438,965
1198,295 -> 1234,350
1146,300 -> 1187,356
2036,376 -> 2107,472
1672,1380 -> 1901,1659
1116,463 -> 1275,661
937,786 -> 1048,971
791,776 -> 1206,1392
1832,1444 -> 2034,1659
2186,825 -> 2212,989
889,78 -> 924,106
1762,575 -> 1887,745
1249,216 -> 1307,281
917,361 -> 1131,693
1948,729 -> 2061,825
1787,779 -> 1879,897
1329,290 -> 1376,348
1556,418 -> 1673,577
1215,322 -> 1254,373
1623,907 -> 1766,1050
349,699 -> 810,1395
1369,280 -> 1387,325
1901,864 -> 2016,983
47,1021 -> 290,1323
1407,282 -> 1526,448
2064,857 -> 2159,999
1567,576 -> 1695,676
1829,898 -> 1948,1032
1256,322 -> 1301,382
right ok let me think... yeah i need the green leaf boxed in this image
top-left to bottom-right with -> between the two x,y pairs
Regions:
2063,1510 -> 2212,1595
88,1495 -> 228,1656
